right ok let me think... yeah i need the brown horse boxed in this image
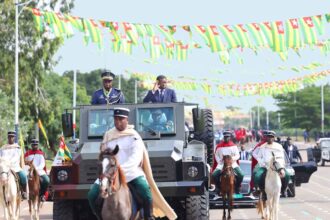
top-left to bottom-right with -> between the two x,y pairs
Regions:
220,155 -> 235,220
99,145 -> 141,220
25,160 -> 41,220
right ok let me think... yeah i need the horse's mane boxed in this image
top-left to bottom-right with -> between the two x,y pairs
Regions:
117,166 -> 127,187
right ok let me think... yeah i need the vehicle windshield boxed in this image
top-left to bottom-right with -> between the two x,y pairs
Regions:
88,109 -> 114,137
136,107 -> 175,134
240,161 -> 251,175
320,140 -> 330,148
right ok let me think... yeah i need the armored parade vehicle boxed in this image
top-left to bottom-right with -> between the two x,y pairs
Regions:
51,102 -> 214,220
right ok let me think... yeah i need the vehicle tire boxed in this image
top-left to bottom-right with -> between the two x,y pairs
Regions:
321,159 -> 325,166
287,183 -> 296,197
193,108 -> 214,165
53,200 -> 74,220
186,191 -> 209,220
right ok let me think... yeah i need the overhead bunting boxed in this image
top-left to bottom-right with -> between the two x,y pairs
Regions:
131,70 -> 330,97
29,8 -> 330,63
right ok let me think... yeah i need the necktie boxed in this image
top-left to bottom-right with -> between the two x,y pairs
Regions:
160,89 -> 164,102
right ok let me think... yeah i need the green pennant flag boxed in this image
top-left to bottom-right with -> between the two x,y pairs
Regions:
233,24 -> 252,48
31,8 -> 43,32
299,17 -> 318,45
204,25 -> 226,52
246,23 -> 267,47
218,25 -> 240,49
286,18 -> 303,49
259,22 -> 273,48
326,14 -> 330,22
82,18 -> 103,47
272,21 -> 286,52
311,15 -> 325,35
156,25 -> 175,42
122,22 -> 139,45
176,44 -> 188,61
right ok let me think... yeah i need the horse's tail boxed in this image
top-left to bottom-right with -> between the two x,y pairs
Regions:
256,192 -> 263,215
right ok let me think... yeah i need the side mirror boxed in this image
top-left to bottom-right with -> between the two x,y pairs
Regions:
62,112 -> 73,137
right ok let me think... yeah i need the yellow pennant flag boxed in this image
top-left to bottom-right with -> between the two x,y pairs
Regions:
38,119 -> 50,148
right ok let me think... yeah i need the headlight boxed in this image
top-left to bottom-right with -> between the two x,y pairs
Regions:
57,170 -> 68,182
187,166 -> 198,178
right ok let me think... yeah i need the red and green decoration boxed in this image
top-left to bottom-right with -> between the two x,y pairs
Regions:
29,8 -> 330,63
131,70 -> 330,97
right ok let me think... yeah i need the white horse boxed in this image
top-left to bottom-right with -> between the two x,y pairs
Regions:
258,152 -> 282,220
0,157 -> 21,220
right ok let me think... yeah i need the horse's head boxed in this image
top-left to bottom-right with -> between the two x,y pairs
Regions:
99,145 -> 120,198
270,151 -> 283,173
25,160 -> 37,180
0,157 -> 11,184
223,155 -> 233,167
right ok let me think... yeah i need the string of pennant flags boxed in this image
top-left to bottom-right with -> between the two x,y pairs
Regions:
30,8 -> 330,63
130,70 -> 330,97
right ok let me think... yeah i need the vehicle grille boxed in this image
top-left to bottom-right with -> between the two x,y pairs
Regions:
150,158 -> 177,182
79,159 -> 98,184
241,182 -> 250,194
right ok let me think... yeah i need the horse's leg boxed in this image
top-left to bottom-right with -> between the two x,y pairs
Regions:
28,199 -> 32,219
222,193 -> 226,220
228,191 -> 232,220
260,192 -> 265,219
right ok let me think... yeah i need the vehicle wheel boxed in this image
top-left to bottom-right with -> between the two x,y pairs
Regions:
287,183 -> 296,197
193,108 -> 214,165
53,200 -> 74,220
321,159 -> 325,166
186,191 -> 209,220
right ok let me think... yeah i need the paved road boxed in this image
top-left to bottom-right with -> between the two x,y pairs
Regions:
2,141 -> 330,220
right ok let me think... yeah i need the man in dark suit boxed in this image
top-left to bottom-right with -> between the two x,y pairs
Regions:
143,75 -> 177,103
284,137 -> 303,164
239,143 -> 250,160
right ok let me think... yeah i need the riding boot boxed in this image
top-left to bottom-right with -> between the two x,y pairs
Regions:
281,177 -> 288,198
143,201 -> 154,220
21,184 -> 27,200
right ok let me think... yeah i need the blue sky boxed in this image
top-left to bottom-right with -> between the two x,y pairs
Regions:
53,0 -> 330,112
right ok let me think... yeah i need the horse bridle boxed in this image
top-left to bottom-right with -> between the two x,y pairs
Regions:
100,158 -> 120,196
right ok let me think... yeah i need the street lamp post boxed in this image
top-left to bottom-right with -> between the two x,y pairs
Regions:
14,0 -> 19,142
14,0 -> 34,143
321,84 -> 324,135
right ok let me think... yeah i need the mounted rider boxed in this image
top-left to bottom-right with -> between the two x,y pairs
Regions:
252,130 -> 290,198
87,107 -> 176,220
212,130 -> 244,194
24,139 -> 50,202
0,131 -> 27,200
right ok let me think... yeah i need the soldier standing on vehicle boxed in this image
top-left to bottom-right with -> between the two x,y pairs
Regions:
143,75 -> 177,103
87,107 -> 176,220
0,131 -> 28,199
24,139 -> 50,202
252,131 -> 290,198
211,130 -> 244,194
91,70 -> 125,105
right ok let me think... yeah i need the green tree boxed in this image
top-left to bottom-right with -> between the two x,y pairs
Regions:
273,85 -> 330,131
0,1 -> 75,150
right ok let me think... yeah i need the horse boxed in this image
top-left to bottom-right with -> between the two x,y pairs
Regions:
220,155 -> 235,220
257,152 -> 282,220
99,145 -> 141,220
0,157 -> 21,220
25,160 -> 41,220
